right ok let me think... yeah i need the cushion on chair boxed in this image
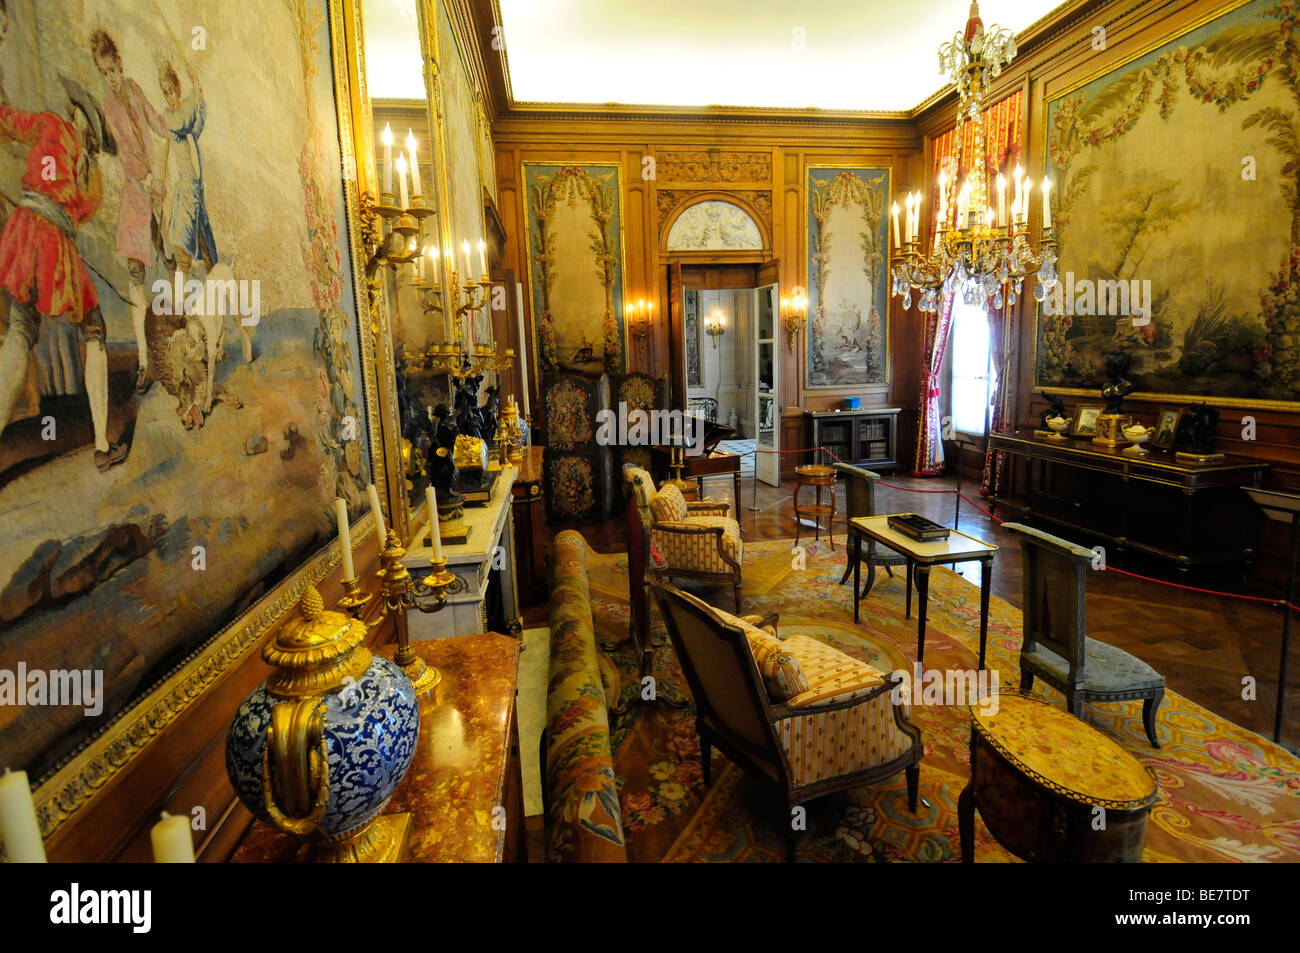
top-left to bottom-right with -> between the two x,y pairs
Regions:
1025,636 -> 1165,694
744,629 -> 810,701
781,635 -> 888,708
651,482 -> 689,522
683,515 -> 743,562
777,691 -> 913,788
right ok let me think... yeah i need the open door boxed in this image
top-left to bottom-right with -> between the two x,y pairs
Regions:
755,261 -> 780,487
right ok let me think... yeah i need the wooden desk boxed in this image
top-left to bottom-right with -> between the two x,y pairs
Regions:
230,634 -> 525,863
989,431 -> 1267,570
958,692 -> 1158,862
851,515 -> 997,668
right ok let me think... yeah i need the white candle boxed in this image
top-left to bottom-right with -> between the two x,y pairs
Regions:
1042,178 -> 1053,229
912,192 -> 922,242
426,486 -> 444,561
366,483 -> 386,540
396,153 -> 409,210
427,244 -> 441,291
891,202 -> 901,247
406,130 -> 422,198
0,768 -> 45,862
996,175 -> 1006,227
381,123 -> 393,197
478,239 -> 489,283
335,498 -> 355,579
937,170 -> 948,226
1021,178 -> 1032,225
150,811 -> 195,863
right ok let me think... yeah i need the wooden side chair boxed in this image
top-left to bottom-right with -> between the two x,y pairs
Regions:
836,463 -> 907,595
1004,522 -> 1165,748
650,580 -> 922,861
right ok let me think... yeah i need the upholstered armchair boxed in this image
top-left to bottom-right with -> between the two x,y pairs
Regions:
650,580 -> 922,861
624,464 -> 743,663
1004,522 -> 1165,748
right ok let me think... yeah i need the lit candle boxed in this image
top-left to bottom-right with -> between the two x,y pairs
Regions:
1042,178 -> 1053,229
937,170 -> 948,226
996,175 -> 1006,227
478,239 -> 489,283
406,130 -> 422,198
462,240 -> 473,281
427,244 -> 441,291
1021,178 -> 1032,225
395,153 -> 409,211
426,485 -> 444,561
0,768 -> 45,862
381,123 -> 394,197
912,192 -> 922,242
150,811 -> 195,863
335,498 -> 355,580
366,483 -> 386,540
891,202 -> 901,247
626,300 -> 637,328
647,300 -> 654,327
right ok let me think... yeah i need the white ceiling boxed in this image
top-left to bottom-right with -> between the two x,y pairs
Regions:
496,0 -> 1068,111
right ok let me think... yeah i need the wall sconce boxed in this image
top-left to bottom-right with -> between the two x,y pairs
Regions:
704,309 -> 726,348
781,286 -> 808,352
627,298 -> 653,358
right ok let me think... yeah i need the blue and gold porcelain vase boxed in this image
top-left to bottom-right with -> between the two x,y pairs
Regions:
225,586 -> 419,862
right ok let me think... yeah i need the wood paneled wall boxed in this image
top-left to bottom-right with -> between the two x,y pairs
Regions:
491,117 -> 926,445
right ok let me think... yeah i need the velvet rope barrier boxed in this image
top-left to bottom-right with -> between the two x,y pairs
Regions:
727,443 -> 1300,615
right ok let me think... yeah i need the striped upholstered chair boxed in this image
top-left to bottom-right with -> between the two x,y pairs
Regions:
624,464 -> 743,616
650,580 -> 922,861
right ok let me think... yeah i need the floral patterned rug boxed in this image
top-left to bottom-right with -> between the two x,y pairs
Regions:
582,537 -> 1300,862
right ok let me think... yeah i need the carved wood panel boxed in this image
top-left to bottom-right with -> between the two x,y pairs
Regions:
656,148 -> 771,185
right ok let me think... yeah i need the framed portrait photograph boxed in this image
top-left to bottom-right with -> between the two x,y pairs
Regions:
1153,407 -> 1184,451
1072,405 -> 1103,437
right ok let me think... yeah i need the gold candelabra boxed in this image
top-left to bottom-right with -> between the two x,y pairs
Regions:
337,528 -> 454,698
704,310 -> 726,349
626,299 -> 654,359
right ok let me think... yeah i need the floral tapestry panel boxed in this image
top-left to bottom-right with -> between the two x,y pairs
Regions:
524,163 -> 625,377
807,168 -> 890,388
1040,0 -> 1299,406
546,379 -> 595,449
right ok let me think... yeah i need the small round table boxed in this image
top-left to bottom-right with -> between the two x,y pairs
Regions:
793,464 -> 837,549
958,692 -> 1158,862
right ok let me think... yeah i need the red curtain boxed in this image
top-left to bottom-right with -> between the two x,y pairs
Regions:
912,292 -> 955,476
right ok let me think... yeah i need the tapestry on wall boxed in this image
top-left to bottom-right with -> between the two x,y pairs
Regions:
806,167 -> 889,388
0,0 -> 370,777
1041,0 -> 1300,407
523,163 -> 625,378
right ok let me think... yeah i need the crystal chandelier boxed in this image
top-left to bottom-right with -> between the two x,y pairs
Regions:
890,1 -> 1059,314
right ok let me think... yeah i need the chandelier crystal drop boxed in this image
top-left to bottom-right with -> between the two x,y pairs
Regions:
891,1 -> 1059,315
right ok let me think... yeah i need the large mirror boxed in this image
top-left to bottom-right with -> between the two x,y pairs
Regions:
362,0 -> 510,537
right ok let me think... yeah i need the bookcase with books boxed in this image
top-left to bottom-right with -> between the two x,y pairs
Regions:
804,407 -> 901,472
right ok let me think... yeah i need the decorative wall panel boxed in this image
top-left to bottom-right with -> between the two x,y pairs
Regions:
0,0 -> 373,778
806,167 -> 890,387
666,200 -> 763,250
1040,0 -> 1300,408
523,163 -> 626,377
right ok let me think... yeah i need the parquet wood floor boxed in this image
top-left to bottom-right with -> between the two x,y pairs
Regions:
532,472 -> 1299,754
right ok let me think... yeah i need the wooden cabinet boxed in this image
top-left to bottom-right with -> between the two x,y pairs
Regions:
511,446 -> 547,606
805,408 -> 901,472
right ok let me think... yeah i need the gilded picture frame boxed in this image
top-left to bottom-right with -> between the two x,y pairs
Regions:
26,0 -> 393,845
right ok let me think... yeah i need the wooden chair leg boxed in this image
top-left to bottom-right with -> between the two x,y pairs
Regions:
957,783 -> 975,863
733,580 -> 742,613
905,763 -> 919,813
1067,693 -> 1084,718
1143,692 -> 1163,749
839,550 -> 854,585
1019,667 -> 1033,691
